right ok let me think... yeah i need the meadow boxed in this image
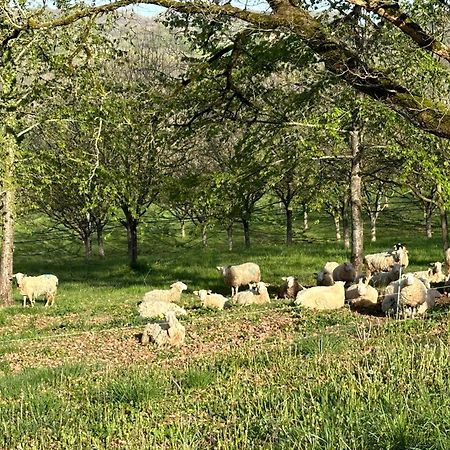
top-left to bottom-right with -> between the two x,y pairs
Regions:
1,201 -> 449,449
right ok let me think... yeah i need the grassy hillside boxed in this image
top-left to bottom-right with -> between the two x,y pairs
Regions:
1,206 -> 449,449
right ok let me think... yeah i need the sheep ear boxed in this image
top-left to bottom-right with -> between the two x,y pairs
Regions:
207,290 -> 212,294
281,277 -> 287,281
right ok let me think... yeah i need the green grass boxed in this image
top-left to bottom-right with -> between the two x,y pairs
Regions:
1,204 -> 450,448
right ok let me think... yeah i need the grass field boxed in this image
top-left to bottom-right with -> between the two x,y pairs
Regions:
1,204 -> 450,449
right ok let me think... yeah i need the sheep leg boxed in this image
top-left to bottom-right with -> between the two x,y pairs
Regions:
22,295 -> 27,307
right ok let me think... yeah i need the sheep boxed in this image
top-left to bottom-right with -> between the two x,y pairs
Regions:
416,288 -> 442,315
277,276 -> 302,299
193,289 -> 229,310
345,278 -> 379,309
413,262 -> 446,285
332,262 -> 356,284
234,282 -> 270,306
141,311 -> 185,347
382,273 -> 428,317
294,281 -> 345,311
217,262 -> 261,296
368,264 -> 402,289
316,261 -> 339,286
364,245 -> 409,276
13,272 -> 59,307
138,299 -> 187,319
142,281 -> 187,303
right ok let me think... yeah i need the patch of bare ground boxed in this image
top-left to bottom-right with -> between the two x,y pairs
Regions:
4,309 -> 298,372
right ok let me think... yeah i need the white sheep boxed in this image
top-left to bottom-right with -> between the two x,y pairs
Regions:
345,278 -> 379,309
217,262 -> 261,296
193,289 -> 229,310
234,281 -> 270,306
13,272 -> 59,307
316,261 -> 339,286
277,276 -> 302,299
413,262 -> 446,284
138,299 -> 187,319
382,273 -> 428,317
364,245 -> 409,276
142,281 -> 187,303
295,281 -> 345,311
141,311 -> 185,347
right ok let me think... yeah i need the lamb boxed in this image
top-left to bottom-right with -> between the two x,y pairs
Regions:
234,282 -> 270,306
142,281 -> 187,303
217,262 -> 261,296
193,289 -> 229,310
277,276 -> 302,299
381,273 -> 428,317
345,278 -> 379,309
364,244 -> 409,276
138,299 -> 187,319
13,272 -> 58,307
316,261 -> 339,286
369,264 -> 402,289
295,281 -> 345,311
141,311 -> 185,347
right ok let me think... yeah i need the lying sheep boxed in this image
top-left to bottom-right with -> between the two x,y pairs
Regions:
234,282 -> 270,306
13,272 -> 59,307
141,311 -> 185,347
382,273 -> 427,317
138,299 -> 187,319
295,281 -> 345,311
277,276 -> 302,299
417,288 -> 442,315
316,262 -> 339,286
345,278 -> 379,310
364,244 -> 409,276
143,281 -> 187,303
217,262 -> 261,296
333,262 -> 356,284
413,262 -> 446,284
369,264 -> 402,289
193,289 -> 229,310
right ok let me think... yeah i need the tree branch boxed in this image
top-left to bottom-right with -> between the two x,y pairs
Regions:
346,0 -> 450,62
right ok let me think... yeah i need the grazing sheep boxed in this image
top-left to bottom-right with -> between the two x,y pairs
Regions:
369,264 -> 402,289
193,289 -> 229,310
382,273 -> 428,317
345,278 -> 379,309
142,281 -> 187,303
138,299 -> 187,319
217,262 -> 261,296
13,272 -> 59,307
234,282 -> 270,306
413,262 -> 446,284
277,276 -> 302,299
316,262 -> 339,286
295,281 -> 345,311
141,311 -> 185,347
333,262 -> 356,284
364,245 -> 409,276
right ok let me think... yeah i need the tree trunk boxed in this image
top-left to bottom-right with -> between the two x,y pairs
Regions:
84,235 -> 92,258
423,205 -> 433,238
286,208 -> 293,246
334,214 -> 341,241
242,218 -> 251,248
440,206 -> 449,254
350,119 -> 364,271
97,227 -> 105,258
202,223 -> 208,247
342,198 -> 350,250
370,216 -> 377,242
227,223 -> 233,251
180,221 -> 186,239
0,132 -> 16,306
303,204 -> 309,231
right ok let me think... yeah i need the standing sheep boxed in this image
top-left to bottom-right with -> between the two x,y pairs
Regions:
217,262 -> 261,296
295,281 -> 345,311
277,276 -> 302,299
13,272 -> 59,307
364,245 -> 409,276
143,282 -> 187,303
234,282 -> 270,306
193,289 -> 229,310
